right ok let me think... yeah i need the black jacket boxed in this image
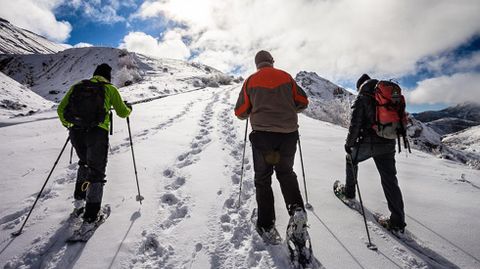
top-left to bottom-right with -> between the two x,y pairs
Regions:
345,79 -> 395,147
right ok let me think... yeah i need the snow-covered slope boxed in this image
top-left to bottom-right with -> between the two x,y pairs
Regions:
295,71 -> 354,127
1,84 -> 479,269
442,125 -> 480,169
0,18 -> 67,54
0,47 -> 236,102
425,117 -> 479,135
0,71 -> 53,119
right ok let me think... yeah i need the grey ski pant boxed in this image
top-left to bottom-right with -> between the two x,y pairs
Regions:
345,142 -> 405,227
250,130 -> 304,230
70,126 -> 108,220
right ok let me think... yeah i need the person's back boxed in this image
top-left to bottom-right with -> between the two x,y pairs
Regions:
346,77 -> 395,146
240,66 -> 307,133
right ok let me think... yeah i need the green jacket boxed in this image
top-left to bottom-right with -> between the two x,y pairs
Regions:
57,75 -> 131,131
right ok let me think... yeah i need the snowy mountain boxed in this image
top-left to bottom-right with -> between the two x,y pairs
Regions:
0,71 -> 53,119
0,18 -> 67,54
412,103 -> 480,135
413,103 -> 480,123
425,117 -> 479,136
295,71 -> 354,127
0,47 -> 236,102
1,83 -> 479,268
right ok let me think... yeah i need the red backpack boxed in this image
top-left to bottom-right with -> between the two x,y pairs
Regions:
373,80 -> 410,152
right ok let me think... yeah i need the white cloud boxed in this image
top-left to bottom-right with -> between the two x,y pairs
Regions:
74,42 -> 94,48
0,0 -> 71,42
408,72 -> 480,105
119,31 -> 190,60
132,0 -> 480,82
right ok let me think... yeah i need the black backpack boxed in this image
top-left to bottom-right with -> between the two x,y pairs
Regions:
64,80 -> 107,128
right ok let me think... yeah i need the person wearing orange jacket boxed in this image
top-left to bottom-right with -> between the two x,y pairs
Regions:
234,50 -> 309,242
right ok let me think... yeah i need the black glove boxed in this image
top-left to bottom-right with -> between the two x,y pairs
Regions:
344,144 -> 353,154
124,101 -> 132,111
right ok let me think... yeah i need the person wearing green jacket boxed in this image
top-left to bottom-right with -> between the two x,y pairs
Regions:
57,63 -> 131,224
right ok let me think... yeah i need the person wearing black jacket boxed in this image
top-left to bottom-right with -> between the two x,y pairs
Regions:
342,73 -> 406,231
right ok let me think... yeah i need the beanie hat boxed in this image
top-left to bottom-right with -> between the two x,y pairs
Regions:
356,74 -> 370,90
255,50 -> 274,69
93,63 -> 112,82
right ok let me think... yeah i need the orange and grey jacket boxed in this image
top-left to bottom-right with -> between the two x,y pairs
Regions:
234,67 -> 308,133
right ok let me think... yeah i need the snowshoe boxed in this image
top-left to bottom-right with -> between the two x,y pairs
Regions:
66,204 -> 111,243
250,208 -> 283,245
333,180 -> 360,211
286,207 -> 313,268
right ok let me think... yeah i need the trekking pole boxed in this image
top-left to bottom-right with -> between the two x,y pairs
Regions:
12,136 -> 70,237
297,135 -> 312,210
237,118 -> 249,208
110,111 -> 113,136
349,151 -> 377,251
69,144 -> 73,165
126,117 -> 144,204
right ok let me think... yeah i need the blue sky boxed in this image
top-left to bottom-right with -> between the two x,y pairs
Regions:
1,0 -> 479,113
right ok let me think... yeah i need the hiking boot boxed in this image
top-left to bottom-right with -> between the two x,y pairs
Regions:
291,207 -> 308,230
377,216 -> 406,233
334,182 -> 355,199
83,214 -> 99,224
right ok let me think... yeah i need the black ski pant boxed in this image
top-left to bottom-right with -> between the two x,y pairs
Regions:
345,142 -> 405,227
69,126 -> 108,221
250,130 -> 304,230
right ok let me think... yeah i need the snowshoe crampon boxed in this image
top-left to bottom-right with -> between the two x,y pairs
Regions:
286,208 -> 314,268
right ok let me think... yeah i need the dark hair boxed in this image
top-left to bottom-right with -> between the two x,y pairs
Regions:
254,50 -> 274,68
356,74 -> 371,90
93,63 -> 112,82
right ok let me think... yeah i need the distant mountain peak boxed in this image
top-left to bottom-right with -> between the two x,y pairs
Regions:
295,71 -> 354,127
0,18 -> 67,54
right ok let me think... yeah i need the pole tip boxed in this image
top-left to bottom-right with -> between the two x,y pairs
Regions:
305,203 -> 313,210
367,243 -> 378,251
11,230 -> 21,237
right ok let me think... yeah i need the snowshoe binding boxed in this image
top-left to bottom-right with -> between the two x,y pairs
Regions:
286,207 -> 313,268
250,208 -> 283,245
373,213 -> 406,234
333,180 -> 360,211
67,204 -> 111,243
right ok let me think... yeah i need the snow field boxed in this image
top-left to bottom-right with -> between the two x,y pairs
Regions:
0,85 -> 479,268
